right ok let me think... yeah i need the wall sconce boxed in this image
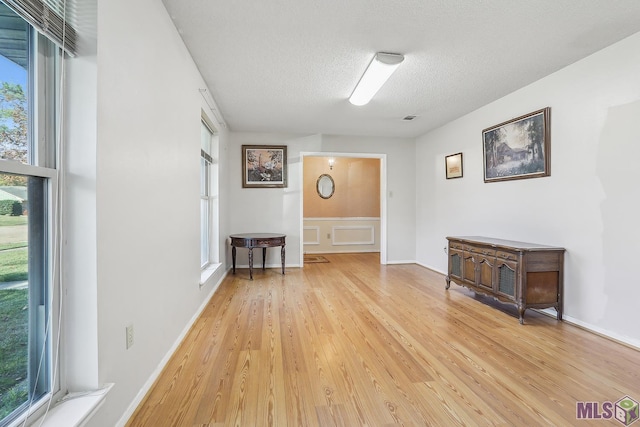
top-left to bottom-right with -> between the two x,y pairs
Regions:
328,158 -> 335,170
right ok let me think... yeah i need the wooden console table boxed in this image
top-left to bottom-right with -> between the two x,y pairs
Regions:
446,236 -> 565,324
230,233 -> 286,280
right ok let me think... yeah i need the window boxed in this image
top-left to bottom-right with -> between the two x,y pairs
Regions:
200,122 -> 212,267
200,119 -> 218,269
0,2 -> 60,425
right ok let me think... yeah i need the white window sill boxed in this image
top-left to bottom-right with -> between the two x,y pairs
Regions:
200,263 -> 222,287
31,384 -> 113,427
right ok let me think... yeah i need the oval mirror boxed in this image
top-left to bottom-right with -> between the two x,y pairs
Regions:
316,174 -> 335,199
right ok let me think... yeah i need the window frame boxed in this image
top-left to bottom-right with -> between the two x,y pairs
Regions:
199,111 -> 220,281
200,118 -> 214,269
0,23 -> 62,427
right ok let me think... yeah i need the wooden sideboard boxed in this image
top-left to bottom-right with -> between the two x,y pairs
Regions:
445,236 -> 565,324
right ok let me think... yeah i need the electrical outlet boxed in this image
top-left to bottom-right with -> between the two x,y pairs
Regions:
126,324 -> 134,349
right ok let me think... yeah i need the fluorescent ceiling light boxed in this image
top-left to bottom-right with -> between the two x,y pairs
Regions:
349,52 -> 404,106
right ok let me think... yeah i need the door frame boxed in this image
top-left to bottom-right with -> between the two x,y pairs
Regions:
299,151 -> 387,265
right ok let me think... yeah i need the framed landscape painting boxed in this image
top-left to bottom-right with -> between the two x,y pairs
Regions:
242,145 -> 287,188
482,107 -> 550,183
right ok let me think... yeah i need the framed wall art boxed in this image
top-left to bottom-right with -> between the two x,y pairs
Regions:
242,145 -> 288,188
445,152 -> 463,179
482,107 -> 550,183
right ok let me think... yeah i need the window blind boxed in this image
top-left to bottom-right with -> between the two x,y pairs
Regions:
1,0 -> 76,55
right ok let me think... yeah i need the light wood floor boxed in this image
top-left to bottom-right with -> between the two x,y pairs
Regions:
127,253 -> 640,426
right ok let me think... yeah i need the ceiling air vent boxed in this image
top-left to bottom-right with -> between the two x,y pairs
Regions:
403,115 -> 417,121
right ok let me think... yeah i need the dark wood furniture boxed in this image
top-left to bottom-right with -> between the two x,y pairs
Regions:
446,236 -> 565,324
230,233 -> 286,280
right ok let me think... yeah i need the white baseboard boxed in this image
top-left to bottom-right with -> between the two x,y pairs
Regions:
303,249 -> 379,255
415,261 -> 446,275
115,269 -> 230,427
536,309 -> 640,350
386,260 -> 416,265
418,262 -> 640,351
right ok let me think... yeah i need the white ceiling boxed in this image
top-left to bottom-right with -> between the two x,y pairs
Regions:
161,0 -> 640,138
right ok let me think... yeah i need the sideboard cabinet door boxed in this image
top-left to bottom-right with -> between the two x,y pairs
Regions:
477,255 -> 495,292
448,249 -> 463,282
463,252 -> 476,283
496,260 -> 517,299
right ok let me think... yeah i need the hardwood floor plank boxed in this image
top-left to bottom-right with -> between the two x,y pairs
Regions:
315,403 -> 349,427
253,287 -> 287,427
127,253 -> 640,426
193,281 -> 259,424
278,280 -> 319,426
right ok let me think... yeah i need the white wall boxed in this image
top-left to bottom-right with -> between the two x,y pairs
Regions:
321,135 -> 416,263
227,132 -> 321,268
416,31 -> 640,346
227,133 -> 416,267
69,0 -> 231,425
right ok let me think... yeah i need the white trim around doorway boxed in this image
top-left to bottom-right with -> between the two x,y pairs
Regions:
299,152 -> 387,265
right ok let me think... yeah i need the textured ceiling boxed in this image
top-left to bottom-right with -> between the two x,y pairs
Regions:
161,0 -> 640,138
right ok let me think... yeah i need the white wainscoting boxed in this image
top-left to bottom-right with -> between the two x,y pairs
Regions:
332,225 -> 375,245
303,226 -> 320,245
303,217 -> 380,254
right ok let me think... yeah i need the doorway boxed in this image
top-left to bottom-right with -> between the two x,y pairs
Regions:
299,152 -> 387,265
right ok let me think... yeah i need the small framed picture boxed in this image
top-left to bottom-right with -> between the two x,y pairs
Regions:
445,152 -> 463,179
242,145 -> 287,188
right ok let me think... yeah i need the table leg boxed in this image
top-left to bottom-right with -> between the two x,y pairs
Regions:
281,245 -> 285,275
262,247 -> 266,270
248,248 -> 254,280
232,246 -> 236,274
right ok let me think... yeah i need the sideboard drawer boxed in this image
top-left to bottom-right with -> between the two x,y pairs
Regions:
478,248 -> 496,257
496,251 -> 518,261
465,246 -> 496,256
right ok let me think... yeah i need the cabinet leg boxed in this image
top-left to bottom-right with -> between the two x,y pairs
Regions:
518,304 -> 525,325
445,276 -> 451,290
248,248 -> 253,280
